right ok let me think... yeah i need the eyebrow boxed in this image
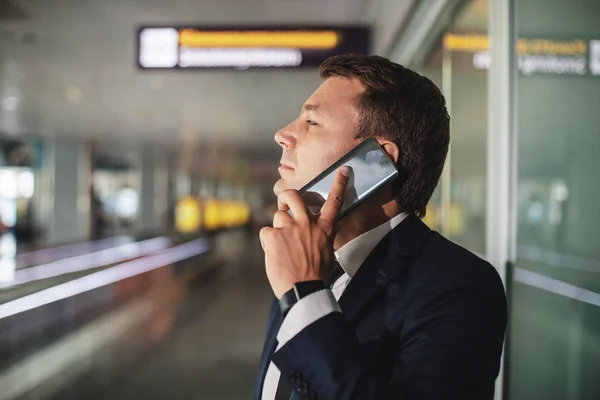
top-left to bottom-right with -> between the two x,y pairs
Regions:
302,103 -> 321,114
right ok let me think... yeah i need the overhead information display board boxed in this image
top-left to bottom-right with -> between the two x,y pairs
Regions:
444,33 -> 600,77
137,26 -> 370,70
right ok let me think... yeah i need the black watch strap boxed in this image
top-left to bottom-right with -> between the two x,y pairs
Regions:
279,280 -> 326,317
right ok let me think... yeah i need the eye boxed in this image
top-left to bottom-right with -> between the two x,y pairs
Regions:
306,119 -> 318,127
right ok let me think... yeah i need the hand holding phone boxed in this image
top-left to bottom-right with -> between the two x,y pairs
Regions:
262,167 -> 351,298
292,138 -> 399,221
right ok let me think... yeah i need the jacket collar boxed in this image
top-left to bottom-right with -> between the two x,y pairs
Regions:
335,212 -> 410,279
338,214 -> 431,323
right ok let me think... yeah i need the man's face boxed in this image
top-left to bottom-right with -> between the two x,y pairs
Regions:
274,76 -> 364,196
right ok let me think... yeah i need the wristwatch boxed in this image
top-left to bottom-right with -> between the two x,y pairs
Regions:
279,280 -> 326,317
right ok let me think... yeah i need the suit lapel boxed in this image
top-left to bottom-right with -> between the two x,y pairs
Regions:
256,216 -> 430,399
255,297 -> 283,400
338,214 -> 431,323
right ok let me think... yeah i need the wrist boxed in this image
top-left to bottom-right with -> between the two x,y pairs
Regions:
275,274 -> 323,299
279,280 -> 326,317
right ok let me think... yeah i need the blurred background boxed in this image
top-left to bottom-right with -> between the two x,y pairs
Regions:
0,0 -> 598,399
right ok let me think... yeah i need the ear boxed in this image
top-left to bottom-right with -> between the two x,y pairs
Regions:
376,138 -> 400,164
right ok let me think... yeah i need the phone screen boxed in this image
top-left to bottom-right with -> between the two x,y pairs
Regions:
298,138 -> 399,220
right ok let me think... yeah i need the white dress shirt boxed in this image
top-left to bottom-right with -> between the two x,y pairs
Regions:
261,212 -> 409,400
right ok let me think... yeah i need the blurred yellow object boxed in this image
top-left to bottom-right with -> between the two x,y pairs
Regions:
423,203 -> 465,236
204,199 -> 221,231
423,204 -> 439,230
175,196 -> 202,233
448,204 -> 465,236
201,198 -> 250,231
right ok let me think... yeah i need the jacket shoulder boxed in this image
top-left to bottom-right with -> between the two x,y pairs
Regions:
383,230 -> 507,332
416,231 -> 504,289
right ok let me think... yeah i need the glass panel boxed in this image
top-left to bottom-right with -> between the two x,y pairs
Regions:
419,0 -> 489,253
446,0 -> 489,253
509,0 -> 600,398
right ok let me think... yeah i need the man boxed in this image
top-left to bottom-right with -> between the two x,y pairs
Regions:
254,55 -> 507,400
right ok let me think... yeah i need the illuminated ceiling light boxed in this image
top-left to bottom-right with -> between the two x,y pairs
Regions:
2,96 -> 19,111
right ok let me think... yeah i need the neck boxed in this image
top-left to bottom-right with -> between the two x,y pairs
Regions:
333,196 -> 403,250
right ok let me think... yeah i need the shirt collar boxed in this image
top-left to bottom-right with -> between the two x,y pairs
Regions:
334,212 -> 410,278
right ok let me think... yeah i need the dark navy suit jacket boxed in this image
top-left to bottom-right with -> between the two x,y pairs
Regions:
254,215 -> 507,400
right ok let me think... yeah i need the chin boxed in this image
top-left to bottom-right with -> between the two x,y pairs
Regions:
273,178 -> 302,196
273,179 -> 287,196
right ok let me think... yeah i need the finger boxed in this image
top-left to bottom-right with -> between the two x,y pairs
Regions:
272,210 -> 293,228
259,226 -> 275,250
319,166 -> 351,227
277,196 -> 290,212
278,190 -> 310,222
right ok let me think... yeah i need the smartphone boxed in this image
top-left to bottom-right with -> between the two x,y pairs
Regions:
295,138 -> 399,221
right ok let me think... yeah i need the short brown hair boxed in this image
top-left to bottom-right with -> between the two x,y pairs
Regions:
320,54 -> 450,217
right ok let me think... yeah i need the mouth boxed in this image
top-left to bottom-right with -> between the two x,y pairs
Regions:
278,162 -> 294,171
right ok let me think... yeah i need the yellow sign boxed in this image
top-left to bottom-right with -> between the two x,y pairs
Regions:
444,34 -> 489,53
517,38 -> 586,56
444,33 -> 588,56
179,30 -> 339,50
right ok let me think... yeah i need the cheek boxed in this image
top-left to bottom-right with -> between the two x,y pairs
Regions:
298,144 -> 348,183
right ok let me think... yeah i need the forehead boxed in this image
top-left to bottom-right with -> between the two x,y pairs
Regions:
305,76 -> 364,113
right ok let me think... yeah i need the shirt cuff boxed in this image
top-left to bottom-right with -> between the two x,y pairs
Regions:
276,289 -> 341,349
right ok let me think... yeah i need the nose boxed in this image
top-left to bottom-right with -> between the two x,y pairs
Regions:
274,123 -> 296,150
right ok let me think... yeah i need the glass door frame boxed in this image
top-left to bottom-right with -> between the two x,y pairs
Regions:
486,0 -> 517,399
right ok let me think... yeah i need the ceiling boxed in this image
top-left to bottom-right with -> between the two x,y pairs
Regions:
454,0 -> 487,33
0,0 -> 376,157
